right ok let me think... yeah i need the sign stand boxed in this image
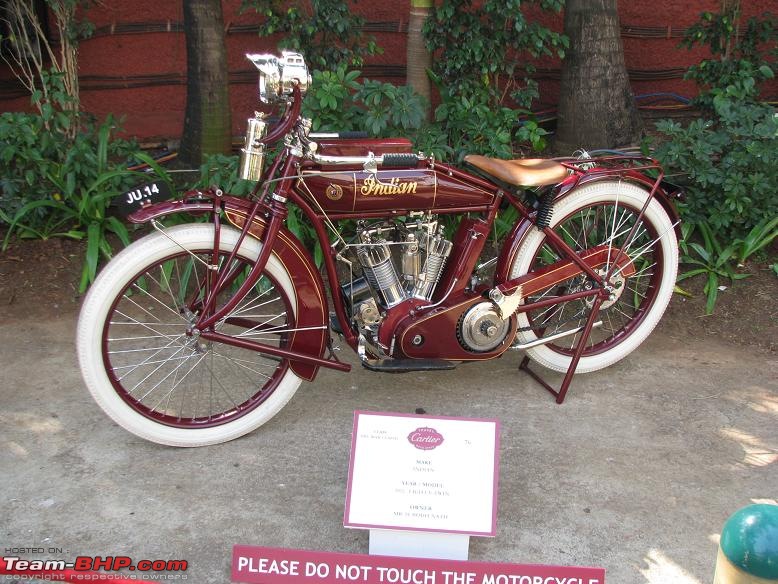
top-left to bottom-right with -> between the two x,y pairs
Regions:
232,412 -> 606,584
344,411 -> 500,562
369,529 -> 470,560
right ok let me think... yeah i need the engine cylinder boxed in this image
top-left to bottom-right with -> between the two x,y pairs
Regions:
413,236 -> 453,301
357,242 -> 406,308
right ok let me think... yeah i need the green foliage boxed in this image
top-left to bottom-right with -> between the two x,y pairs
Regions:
653,97 -> 777,240
415,74 -> 549,160
676,222 -> 750,315
676,216 -> 778,314
733,216 -> 778,265
303,65 -> 427,137
241,0 -> 380,68
424,0 -> 567,109
1,119 -> 145,292
194,154 -> 255,197
0,70 -> 146,292
653,9 -> 777,243
681,9 -> 776,108
420,0 -> 563,158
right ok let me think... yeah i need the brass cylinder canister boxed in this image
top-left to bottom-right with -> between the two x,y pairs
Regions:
239,113 -> 268,181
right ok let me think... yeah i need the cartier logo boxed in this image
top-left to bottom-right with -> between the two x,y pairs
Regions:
407,427 -> 444,450
360,175 -> 418,196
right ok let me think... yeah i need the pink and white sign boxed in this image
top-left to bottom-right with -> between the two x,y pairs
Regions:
232,545 -> 606,584
344,411 -> 500,536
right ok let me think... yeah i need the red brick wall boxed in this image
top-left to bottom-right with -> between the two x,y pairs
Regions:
1,1 -> 774,140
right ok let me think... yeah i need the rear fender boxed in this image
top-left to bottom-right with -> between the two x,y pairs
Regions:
556,171 -> 682,235
494,172 -> 682,285
127,194 -> 329,382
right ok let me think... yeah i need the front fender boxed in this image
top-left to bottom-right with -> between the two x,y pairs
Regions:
126,194 -> 329,382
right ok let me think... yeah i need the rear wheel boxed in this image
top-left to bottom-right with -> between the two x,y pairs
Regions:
77,224 -> 302,446
510,181 -> 678,373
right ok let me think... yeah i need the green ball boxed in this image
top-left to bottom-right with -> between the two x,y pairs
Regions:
720,504 -> 778,580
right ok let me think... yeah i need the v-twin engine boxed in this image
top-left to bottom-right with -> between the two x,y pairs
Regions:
353,219 -> 453,312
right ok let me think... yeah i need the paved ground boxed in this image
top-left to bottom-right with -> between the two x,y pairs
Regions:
1,314 -> 776,583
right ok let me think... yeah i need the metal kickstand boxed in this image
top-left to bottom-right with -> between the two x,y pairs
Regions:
518,296 -> 605,404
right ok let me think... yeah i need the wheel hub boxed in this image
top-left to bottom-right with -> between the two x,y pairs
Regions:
588,268 -> 626,309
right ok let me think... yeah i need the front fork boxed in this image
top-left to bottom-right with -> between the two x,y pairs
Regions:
193,153 -> 298,332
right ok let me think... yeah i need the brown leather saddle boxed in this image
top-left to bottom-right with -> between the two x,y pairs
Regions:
464,154 -> 568,187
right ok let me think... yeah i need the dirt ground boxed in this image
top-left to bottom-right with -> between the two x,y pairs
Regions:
1,235 -> 776,354
1,234 -> 776,584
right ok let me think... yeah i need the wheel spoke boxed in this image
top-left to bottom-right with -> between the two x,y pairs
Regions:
212,350 -> 272,380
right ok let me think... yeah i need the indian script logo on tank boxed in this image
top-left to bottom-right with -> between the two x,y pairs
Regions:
407,427 -> 444,450
360,175 -> 418,196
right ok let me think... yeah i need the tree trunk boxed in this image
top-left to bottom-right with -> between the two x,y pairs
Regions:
179,0 -> 232,166
406,0 -> 433,118
554,0 -> 641,153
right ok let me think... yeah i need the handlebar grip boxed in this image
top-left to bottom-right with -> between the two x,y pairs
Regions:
382,153 -> 419,168
338,131 -> 369,139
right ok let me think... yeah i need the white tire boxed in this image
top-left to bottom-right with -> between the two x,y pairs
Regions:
510,181 -> 678,373
77,224 -> 302,446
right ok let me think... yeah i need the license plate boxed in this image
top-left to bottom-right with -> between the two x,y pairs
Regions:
114,181 -> 173,218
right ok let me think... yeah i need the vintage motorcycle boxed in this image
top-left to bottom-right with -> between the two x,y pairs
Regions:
77,52 -> 680,447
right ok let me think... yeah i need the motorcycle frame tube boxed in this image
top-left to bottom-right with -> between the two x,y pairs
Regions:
199,330 -> 350,372
287,181 -> 359,348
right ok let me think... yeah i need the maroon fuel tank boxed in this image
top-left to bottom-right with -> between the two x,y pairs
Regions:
296,165 -> 496,214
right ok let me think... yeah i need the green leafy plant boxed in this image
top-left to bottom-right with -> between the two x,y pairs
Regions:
303,65 -> 427,137
681,8 -> 776,109
653,96 -> 777,241
652,8 -> 777,244
733,216 -> 778,265
420,1 -> 563,158
424,0 -> 567,110
1,115 -> 146,292
194,153 -> 255,197
418,75 -> 549,160
676,222 -> 750,314
241,0 -> 380,68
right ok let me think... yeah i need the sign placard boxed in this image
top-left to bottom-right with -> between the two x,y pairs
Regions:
231,545 -> 606,584
344,411 -> 500,536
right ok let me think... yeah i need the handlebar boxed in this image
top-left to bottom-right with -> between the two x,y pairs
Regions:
310,151 -> 427,170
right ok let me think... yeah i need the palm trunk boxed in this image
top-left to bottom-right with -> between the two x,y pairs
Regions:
555,0 -> 640,152
180,0 -> 232,166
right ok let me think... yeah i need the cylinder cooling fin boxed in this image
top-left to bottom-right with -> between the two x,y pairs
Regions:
356,242 -> 406,308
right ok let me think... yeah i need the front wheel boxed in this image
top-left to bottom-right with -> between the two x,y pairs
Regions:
77,224 -> 302,447
510,181 -> 678,373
